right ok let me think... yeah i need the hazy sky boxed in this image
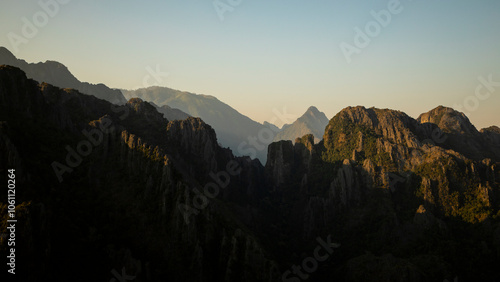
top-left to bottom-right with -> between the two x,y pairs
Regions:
1,0 -> 499,128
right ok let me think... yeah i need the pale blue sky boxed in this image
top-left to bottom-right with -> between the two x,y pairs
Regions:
1,0 -> 499,128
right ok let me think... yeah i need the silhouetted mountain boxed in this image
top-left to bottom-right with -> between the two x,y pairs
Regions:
1,67 -> 500,281
149,102 -> 191,121
122,86 -> 272,162
263,121 -> 280,132
0,65 -> 278,281
273,106 -> 329,143
0,46 -> 127,104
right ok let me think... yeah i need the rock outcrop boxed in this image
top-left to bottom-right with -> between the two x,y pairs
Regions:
264,105 -> 500,281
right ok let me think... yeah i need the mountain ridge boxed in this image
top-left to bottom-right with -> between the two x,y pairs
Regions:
273,105 -> 329,143
0,46 -> 127,104
1,65 -> 500,282
122,86 -> 273,162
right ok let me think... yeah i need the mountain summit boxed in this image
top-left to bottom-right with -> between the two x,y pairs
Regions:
0,47 -> 17,65
273,105 -> 329,143
305,105 -> 322,115
417,105 -> 478,135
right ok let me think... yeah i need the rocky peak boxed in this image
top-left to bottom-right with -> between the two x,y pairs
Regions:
166,117 -> 220,178
0,46 -> 17,65
305,106 -> 321,116
265,140 -> 294,188
331,106 -> 377,127
127,97 -> 145,106
481,126 -> 500,135
481,126 -> 500,159
417,106 -> 478,135
273,106 -> 329,143
294,134 -> 315,168
331,106 -> 415,130
301,105 -> 326,121
416,106 -> 500,161
295,134 -> 315,151
41,60 -> 69,70
324,106 -> 419,149
126,98 -> 166,124
0,64 -> 27,82
0,65 -> 45,119
481,126 -> 500,144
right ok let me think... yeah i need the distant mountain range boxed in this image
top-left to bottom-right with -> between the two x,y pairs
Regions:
1,64 -> 500,281
273,106 -> 329,143
122,88 -> 332,162
0,46 -> 333,163
0,46 -> 127,104
122,87 -> 275,162
152,103 -> 192,121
